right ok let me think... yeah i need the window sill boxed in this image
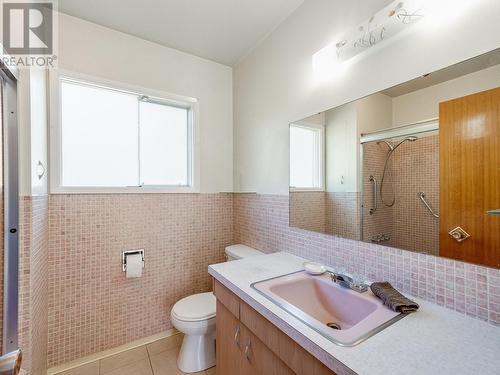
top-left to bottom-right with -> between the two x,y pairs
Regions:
289,188 -> 325,193
50,186 -> 200,194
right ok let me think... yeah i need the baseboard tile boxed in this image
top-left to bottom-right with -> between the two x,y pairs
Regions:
46,329 -> 180,375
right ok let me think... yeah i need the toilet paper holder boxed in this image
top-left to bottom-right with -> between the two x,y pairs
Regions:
122,249 -> 145,272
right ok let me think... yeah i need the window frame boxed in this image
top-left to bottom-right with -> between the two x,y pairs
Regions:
49,70 -> 200,194
289,121 -> 325,192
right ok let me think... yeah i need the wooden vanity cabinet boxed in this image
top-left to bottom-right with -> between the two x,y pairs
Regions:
214,279 -> 336,375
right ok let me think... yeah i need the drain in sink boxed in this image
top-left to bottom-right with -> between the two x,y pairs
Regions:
326,322 -> 341,330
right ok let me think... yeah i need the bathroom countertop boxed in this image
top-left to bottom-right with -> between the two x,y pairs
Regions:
208,252 -> 500,375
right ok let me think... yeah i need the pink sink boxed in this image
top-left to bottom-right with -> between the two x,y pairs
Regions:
251,271 -> 403,346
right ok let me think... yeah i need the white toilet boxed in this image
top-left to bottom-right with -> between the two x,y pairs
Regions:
170,244 -> 263,373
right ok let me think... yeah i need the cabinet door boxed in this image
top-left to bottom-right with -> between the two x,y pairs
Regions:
216,300 -> 241,375
240,301 -> 336,375
240,324 -> 294,375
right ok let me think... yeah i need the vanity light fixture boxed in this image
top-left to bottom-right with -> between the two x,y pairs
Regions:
336,0 -> 425,62
312,0 -> 478,81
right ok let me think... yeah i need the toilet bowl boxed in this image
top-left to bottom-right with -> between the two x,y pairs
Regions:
171,292 -> 216,373
170,244 -> 263,373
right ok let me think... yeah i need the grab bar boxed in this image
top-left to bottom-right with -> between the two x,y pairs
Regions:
369,176 -> 377,215
417,192 -> 439,218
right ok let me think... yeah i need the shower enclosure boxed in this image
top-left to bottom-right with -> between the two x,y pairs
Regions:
361,121 -> 440,255
0,60 -> 21,373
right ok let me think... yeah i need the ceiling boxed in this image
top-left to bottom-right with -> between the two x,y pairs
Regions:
58,0 -> 304,66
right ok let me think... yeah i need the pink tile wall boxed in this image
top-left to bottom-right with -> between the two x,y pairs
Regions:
362,142 -> 394,244
325,192 -> 361,240
289,192 -> 326,233
18,190 -> 497,370
391,135 -> 439,254
361,135 -> 439,254
233,193 -> 500,327
19,196 -> 50,375
46,193 -> 233,367
289,191 -> 361,240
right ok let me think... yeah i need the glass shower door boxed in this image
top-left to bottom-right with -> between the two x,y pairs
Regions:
0,65 -> 21,374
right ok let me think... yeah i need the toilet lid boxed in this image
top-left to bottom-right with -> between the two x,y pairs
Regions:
172,292 -> 216,322
225,244 -> 263,260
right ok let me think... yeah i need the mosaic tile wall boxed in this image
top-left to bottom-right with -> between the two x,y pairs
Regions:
289,192 -> 360,239
46,193 -> 233,367
362,142 -> 394,244
19,196 -> 50,375
17,189 -> 497,370
326,192 -> 361,240
391,135 -> 439,253
362,135 -> 439,255
289,192 -> 326,233
233,193 -> 500,327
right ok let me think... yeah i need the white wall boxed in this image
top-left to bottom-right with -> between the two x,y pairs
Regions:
18,69 -> 49,196
58,13 -> 233,193
17,70 -> 32,196
323,92 -> 391,193
356,93 -> 393,135
29,70 -> 49,196
324,104 -> 357,192
233,0 -> 500,194
392,64 -> 500,126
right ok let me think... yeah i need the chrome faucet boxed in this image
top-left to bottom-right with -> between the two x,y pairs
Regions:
327,271 -> 352,287
327,271 -> 368,293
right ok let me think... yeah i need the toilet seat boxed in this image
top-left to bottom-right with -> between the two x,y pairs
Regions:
172,292 -> 216,322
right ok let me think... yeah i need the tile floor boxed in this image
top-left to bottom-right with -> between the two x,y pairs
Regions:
57,334 -> 216,375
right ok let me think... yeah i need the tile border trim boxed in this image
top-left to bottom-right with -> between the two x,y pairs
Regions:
46,329 -> 179,375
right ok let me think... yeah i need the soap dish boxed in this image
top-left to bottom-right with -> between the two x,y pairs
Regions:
303,261 -> 326,275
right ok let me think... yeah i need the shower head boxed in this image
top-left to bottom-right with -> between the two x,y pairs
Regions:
392,136 -> 418,151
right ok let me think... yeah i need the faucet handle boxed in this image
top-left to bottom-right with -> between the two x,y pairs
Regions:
351,275 -> 369,293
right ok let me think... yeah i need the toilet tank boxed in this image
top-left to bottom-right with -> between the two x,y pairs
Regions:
225,244 -> 263,261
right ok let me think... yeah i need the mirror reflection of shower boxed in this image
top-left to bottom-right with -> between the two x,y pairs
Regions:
361,123 -> 439,255
378,136 -> 418,207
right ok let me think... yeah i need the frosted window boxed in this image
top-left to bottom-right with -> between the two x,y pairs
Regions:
59,79 -> 192,189
290,125 -> 322,189
139,101 -> 189,186
61,81 -> 139,187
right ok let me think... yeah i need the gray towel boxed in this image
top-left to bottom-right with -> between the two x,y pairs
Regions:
370,282 -> 419,314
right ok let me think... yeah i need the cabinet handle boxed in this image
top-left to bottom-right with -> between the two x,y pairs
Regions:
234,325 -> 240,348
244,339 -> 252,361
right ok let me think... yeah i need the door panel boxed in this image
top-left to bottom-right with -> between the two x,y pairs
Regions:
439,87 -> 500,267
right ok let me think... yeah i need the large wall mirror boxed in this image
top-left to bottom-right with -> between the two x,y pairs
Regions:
289,48 -> 500,268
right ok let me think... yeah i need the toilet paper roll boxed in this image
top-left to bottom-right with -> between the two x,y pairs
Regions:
126,253 -> 143,278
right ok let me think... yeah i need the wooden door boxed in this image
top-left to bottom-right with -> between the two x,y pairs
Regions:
439,87 -> 500,267
216,300 -> 241,375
